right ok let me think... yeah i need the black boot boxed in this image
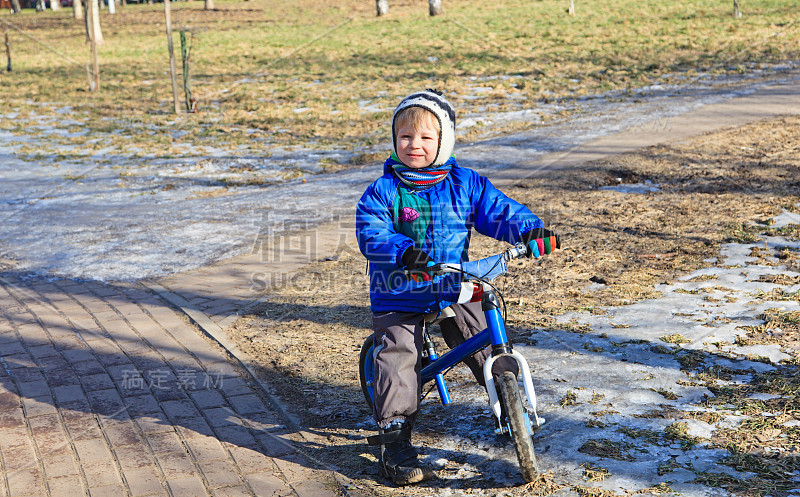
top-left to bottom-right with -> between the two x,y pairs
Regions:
367,421 -> 433,486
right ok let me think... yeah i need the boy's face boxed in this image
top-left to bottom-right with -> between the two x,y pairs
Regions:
395,117 -> 439,169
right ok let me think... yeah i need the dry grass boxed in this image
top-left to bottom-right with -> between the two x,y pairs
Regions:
2,0 -> 799,160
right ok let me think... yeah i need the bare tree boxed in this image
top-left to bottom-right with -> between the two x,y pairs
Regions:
376,0 -> 388,16
9,0 -> 22,14
51,0 -> 62,12
734,0 -> 742,18
164,0 -> 181,113
85,0 -> 104,45
86,0 -> 100,90
4,32 -> 10,71
36,0 -> 45,11
205,0 -> 214,10
568,0 -> 575,15
73,0 -> 84,20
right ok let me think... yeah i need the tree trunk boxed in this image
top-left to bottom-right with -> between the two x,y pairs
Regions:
51,0 -> 61,11
36,0 -> 45,11
108,0 -> 115,14
4,32 -> 11,72
164,0 -> 181,113
428,0 -> 442,16
10,0 -> 22,14
86,0 -> 100,90
733,0 -> 741,18
568,0 -> 575,15
376,0 -> 388,16
204,0 -> 214,10
73,0 -> 84,20
84,0 -> 104,45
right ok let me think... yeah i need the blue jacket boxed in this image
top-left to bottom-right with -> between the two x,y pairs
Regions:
356,158 -> 543,313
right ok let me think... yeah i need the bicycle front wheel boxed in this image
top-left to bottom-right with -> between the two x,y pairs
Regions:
498,371 -> 539,481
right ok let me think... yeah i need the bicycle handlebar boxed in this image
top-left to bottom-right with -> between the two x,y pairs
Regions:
404,242 -> 530,282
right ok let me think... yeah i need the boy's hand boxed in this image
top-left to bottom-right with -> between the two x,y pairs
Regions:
521,228 -> 560,258
401,246 -> 434,282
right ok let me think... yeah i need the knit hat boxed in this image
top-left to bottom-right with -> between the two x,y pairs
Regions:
391,89 -> 456,167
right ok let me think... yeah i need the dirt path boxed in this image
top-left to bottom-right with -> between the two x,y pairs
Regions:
154,73 -> 800,323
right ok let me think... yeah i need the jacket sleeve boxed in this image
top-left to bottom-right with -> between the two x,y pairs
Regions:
471,174 -> 543,244
356,181 -> 415,267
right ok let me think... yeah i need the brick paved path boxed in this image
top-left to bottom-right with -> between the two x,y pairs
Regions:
0,273 -> 342,497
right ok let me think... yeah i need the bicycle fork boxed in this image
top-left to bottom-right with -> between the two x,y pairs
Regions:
481,293 -> 545,435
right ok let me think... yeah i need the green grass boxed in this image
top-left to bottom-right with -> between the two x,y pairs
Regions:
2,0 -> 799,157
660,332 -> 692,344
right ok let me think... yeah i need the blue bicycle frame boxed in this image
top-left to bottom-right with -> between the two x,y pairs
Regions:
420,318 -> 496,397
363,287 -> 544,430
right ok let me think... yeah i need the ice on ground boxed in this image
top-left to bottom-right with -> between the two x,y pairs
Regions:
748,393 -> 782,401
599,181 -> 661,194
772,208 -> 800,228
682,419 -> 716,440
517,232 -> 798,493
2,69 -> 799,282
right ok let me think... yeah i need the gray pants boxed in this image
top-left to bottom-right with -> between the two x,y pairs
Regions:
371,301 -> 519,428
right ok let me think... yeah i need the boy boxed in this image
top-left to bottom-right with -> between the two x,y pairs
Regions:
355,89 -> 559,485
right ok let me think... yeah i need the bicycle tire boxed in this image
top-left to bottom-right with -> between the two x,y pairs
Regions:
358,334 -> 376,411
498,371 -> 539,481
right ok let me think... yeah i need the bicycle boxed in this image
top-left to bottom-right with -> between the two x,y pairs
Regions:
358,243 -> 544,482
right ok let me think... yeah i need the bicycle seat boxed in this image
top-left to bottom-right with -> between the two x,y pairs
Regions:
423,306 -> 456,325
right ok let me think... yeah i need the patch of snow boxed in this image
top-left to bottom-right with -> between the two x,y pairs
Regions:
1,69 -> 798,289
772,209 -> 800,228
731,344 -> 791,363
682,419 -> 715,439
456,118 -> 488,130
599,181 -> 661,194
748,393 -> 782,401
